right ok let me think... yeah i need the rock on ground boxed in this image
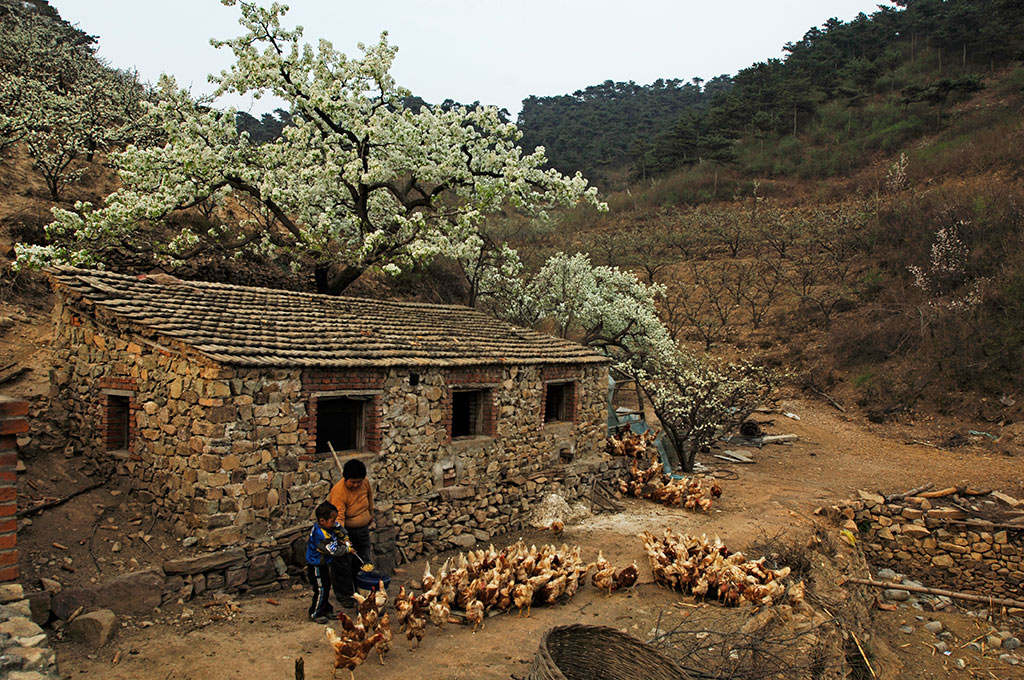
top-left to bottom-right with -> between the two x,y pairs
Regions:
67,609 -> 117,647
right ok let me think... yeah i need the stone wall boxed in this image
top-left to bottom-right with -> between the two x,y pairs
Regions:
52,294 -> 612,554
833,491 -> 1023,601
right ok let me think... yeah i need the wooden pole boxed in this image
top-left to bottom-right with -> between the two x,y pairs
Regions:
327,441 -> 345,477
844,577 -> 1024,609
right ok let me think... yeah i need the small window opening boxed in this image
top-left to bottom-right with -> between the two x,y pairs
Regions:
451,389 -> 486,438
409,372 -> 420,387
544,383 -> 572,423
106,395 -> 130,451
317,397 -> 366,452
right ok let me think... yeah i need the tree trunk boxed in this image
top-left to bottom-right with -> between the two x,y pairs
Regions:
314,262 -> 364,295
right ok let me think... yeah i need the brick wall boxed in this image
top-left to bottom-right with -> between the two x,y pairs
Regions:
0,397 -> 27,583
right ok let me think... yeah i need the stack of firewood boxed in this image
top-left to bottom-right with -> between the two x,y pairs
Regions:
640,529 -> 790,606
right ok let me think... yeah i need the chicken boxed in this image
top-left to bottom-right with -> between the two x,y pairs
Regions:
428,596 -> 450,629
465,598 -> 485,632
373,581 -> 388,611
513,582 -> 534,617
352,592 -> 378,631
591,551 -> 616,595
420,560 -> 435,594
394,586 -> 414,633
373,612 -> 392,665
326,627 -> 383,680
336,611 -> 366,640
405,598 -> 426,650
547,519 -> 564,536
613,562 -> 639,591
710,480 -> 723,499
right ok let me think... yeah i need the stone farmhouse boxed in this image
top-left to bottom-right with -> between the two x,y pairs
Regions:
48,268 -> 620,559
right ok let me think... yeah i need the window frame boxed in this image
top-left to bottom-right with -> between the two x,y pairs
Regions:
543,380 -> 575,424
312,390 -> 379,454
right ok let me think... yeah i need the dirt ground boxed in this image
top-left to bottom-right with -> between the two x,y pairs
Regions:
19,398 -> 1020,680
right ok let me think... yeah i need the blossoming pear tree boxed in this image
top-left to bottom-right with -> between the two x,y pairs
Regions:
16,1 -> 601,293
0,6 -> 149,199
515,252 -> 773,472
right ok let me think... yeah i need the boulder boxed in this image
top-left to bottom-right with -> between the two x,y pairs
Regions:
247,554 -> 277,586
51,588 -> 97,621
25,590 -> 50,626
94,569 -> 165,615
67,609 -> 117,647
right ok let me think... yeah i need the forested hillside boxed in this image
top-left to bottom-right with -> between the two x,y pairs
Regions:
517,0 -> 1024,187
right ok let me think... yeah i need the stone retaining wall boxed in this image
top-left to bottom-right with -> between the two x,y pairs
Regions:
832,491 -> 1023,601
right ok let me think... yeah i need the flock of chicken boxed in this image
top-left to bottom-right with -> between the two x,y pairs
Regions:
402,541 -> 639,625
609,429 -> 722,510
324,541 -> 640,678
325,585 -> 391,680
641,529 -> 791,607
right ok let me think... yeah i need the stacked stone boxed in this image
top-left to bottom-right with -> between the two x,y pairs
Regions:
0,584 -> 59,679
833,491 -> 1023,603
374,364 -> 608,500
390,457 -> 627,560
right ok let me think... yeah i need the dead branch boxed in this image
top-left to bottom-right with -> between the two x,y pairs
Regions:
918,486 -> 959,499
809,387 -> 846,413
884,483 -> 934,503
843,577 -> 1024,609
17,476 -> 110,518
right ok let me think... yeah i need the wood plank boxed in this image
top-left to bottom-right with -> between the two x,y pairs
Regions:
761,434 -> 799,445
722,449 -> 754,463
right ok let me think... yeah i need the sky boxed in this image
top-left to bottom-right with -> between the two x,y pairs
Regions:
49,1 -> 893,119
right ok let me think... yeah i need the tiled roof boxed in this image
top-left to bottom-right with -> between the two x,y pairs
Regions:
49,267 -> 608,368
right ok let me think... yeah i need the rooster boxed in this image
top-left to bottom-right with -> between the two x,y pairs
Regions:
325,627 -> 383,680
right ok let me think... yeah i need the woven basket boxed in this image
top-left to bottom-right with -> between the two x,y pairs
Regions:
527,624 -> 690,680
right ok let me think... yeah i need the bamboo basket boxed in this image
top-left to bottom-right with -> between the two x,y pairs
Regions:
527,624 -> 690,680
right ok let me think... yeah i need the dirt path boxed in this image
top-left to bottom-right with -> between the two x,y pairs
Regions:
50,400 -> 1024,679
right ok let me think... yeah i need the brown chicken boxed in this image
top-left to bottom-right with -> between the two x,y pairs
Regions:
352,592 -> 378,631
405,597 -> 426,650
373,612 -> 392,665
428,596 -> 450,629
613,562 -> 639,591
591,551 -> 616,595
465,598 -> 485,632
394,586 -> 413,632
326,627 -> 383,680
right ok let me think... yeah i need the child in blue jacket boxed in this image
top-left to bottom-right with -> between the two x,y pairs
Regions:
306,501 -> 351,623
